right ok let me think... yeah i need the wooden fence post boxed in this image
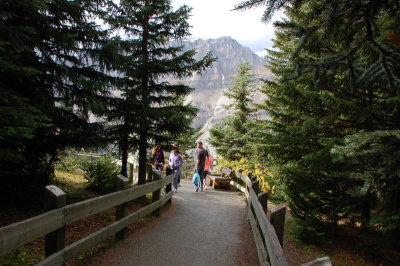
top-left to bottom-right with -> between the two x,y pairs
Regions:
152,170 -> 161,217
231,170 -> 237,182
270,204 -> 286,247
146,163 -> 153,182
44,185 -> 66,258
236,168 -> 243,187
115,175 -> 129,241
128,162 -> 134,185
247,171 -> 254,181
252,180 -> 260,195
165,170 -> 172,204
258,191 -> 269,215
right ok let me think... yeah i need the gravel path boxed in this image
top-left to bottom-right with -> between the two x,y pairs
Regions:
90,179 -> 259,266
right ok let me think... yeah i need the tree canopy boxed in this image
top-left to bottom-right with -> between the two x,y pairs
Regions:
104,0 -> 215,183
229,0 -> 400,242
209,62 -> 256,160
0,0 -> 214,205
0,0 -> 112,205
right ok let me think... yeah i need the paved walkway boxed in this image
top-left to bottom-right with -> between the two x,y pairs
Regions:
92,179 -> 259,266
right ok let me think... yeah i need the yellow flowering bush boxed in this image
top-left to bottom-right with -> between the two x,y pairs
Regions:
217,157 -> 278,196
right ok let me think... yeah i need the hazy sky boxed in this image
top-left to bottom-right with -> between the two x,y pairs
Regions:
171,0 -> 282,57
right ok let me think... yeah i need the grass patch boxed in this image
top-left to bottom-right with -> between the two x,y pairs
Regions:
53,170 -> 100,204
0,247 -> 43,266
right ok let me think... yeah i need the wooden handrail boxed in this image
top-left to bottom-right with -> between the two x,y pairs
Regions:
180,160 -> 196,179
249,189 -> 288,266
37,191 -> 173,266
223,167 -> 288,266
181,160 -> 195,170
0,172 -> 174,265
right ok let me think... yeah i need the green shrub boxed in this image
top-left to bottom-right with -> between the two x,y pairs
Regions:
55,153 -> 86,173
82,155 -> 120,193
0,247 -> 43,266
288,217 -> 331,245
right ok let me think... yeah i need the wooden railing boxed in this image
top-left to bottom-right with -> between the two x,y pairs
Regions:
223,167 -> 288,266
0,169 -> 173,265
180,158 -> 218,178
180,159 -> 196,178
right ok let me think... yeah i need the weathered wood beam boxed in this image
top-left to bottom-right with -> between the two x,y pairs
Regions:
115,175 -> 129,241
250,190 -> 288,266
152,170 -> 161,217
248,207 -> 270,266
44,185 -> 66,258
37,191 -> 173,266
270,205 -> 286,247
0,175 -> 173,256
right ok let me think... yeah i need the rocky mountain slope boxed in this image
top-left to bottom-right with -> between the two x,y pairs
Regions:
171,36 -> 271,128
169,36 -> 272,154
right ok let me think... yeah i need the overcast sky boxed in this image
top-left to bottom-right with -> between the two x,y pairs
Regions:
171,0 -> 283,57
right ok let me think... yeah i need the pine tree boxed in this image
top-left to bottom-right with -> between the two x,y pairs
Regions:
173,126 -> 202,154
0,0 -> 49,183
105,0 -> 215,183
209,62 -> 256,160
240,0 -> 400,239
163,95 -> 199,152
0,0 -> 113,205
331,130 -> 400,238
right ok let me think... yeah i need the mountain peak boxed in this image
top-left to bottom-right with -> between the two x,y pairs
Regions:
168,36 -> 272,128
213,36 -> 235,41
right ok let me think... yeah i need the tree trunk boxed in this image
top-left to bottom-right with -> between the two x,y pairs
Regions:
138,131 -> 147,185
137,7 -> 150,185
120,133 -> 128,178
361,191 -> 372,228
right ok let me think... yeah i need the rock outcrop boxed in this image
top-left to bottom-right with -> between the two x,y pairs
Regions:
168,37 -> 272,155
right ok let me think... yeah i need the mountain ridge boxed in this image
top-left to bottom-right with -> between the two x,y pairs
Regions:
167,36 -> 271,155
169,36 -> 271,129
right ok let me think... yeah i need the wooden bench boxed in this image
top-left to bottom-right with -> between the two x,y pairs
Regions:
208,167 -> 232,189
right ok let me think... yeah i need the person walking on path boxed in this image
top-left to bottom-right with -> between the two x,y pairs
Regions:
195,141 -> 207,192
203,150 -> 212,190
168,146 -> 183,192
177,149 -> 182,187
152,145 -> 164,172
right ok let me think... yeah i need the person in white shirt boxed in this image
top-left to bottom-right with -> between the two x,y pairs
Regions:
168,147 -> 183,192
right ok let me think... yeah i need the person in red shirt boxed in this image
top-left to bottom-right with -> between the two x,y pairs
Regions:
203,149 -> 212,190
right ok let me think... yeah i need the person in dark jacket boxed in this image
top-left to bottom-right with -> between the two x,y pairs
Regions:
152,145 -> 164,171
195,141 -> 207,192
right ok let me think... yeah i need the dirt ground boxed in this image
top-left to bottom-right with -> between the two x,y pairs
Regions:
282,219 -> 400,266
